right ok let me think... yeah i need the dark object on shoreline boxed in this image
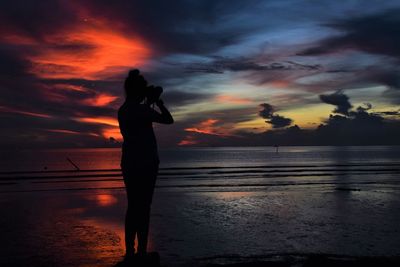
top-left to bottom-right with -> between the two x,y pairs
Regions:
66,157 -> 80,171
114,252 -> 160,267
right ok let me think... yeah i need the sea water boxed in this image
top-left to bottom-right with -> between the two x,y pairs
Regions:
1,146 -> 400,171
1,146 -> 400,266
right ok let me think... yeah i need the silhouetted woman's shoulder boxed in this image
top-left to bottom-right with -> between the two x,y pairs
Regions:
119,102 -> 151,119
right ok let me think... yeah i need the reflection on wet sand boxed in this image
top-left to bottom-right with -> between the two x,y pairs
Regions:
1,157 -> 400,266
86,193 -> 119,207
0,190 -> 125,266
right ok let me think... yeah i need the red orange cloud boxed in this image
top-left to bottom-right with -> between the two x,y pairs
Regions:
73,116 -> 121,140
184,119 -> 222,136
28,22 -> 151,80
179,118 -> 235,146
81,93 -> 118,107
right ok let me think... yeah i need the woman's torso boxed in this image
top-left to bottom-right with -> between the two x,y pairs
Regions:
118,102 -> 159,167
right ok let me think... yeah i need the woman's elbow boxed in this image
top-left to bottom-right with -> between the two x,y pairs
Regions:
166,117 -> 174,124
159,116 -> 173,124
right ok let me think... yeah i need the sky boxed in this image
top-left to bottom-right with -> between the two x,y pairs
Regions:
0,0 -> 399,148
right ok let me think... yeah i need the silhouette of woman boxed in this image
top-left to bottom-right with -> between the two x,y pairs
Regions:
118,69 -> 173,262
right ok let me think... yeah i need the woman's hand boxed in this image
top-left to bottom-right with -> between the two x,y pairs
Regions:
153,98 -> 173,124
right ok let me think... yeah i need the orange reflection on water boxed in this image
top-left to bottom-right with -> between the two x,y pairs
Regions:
86,193 -> 119,207
97,194 -> 118,207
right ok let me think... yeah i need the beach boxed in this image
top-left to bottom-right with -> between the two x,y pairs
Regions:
1,146 -> 400,266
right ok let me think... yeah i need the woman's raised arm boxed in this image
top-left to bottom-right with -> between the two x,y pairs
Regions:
149,99 -> 174,124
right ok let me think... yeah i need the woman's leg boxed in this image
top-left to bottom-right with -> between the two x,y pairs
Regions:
125,201 -> 137,256
136,165 -> 158,255
123,167 -> 137,257
137,204 -> 151,255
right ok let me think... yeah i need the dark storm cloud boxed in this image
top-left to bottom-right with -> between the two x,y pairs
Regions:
258,103 -> 274,118
355,103 -> 372,112
312,105 -> 396,145
319,91 -> 352,115
259,103 -> 292,128
298,8 -> 400,59
267,115 -> 293,128
317,92 -> 398,143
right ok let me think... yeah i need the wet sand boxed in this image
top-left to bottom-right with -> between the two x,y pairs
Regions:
1,174 -> 400,266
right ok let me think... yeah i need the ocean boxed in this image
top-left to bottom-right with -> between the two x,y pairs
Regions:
1,146 -> 399,193
2,146 -> 400,171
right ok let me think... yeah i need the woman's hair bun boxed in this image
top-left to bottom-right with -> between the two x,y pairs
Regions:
128,69 -> 140,78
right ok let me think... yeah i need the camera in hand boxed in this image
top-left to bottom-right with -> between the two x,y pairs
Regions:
146,85 -> 163,105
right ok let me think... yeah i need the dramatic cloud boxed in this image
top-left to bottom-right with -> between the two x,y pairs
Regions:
258,103 -> 274,118
259,103 -> 292,128
267,115 -> 293,129
319,90 -> 352,115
